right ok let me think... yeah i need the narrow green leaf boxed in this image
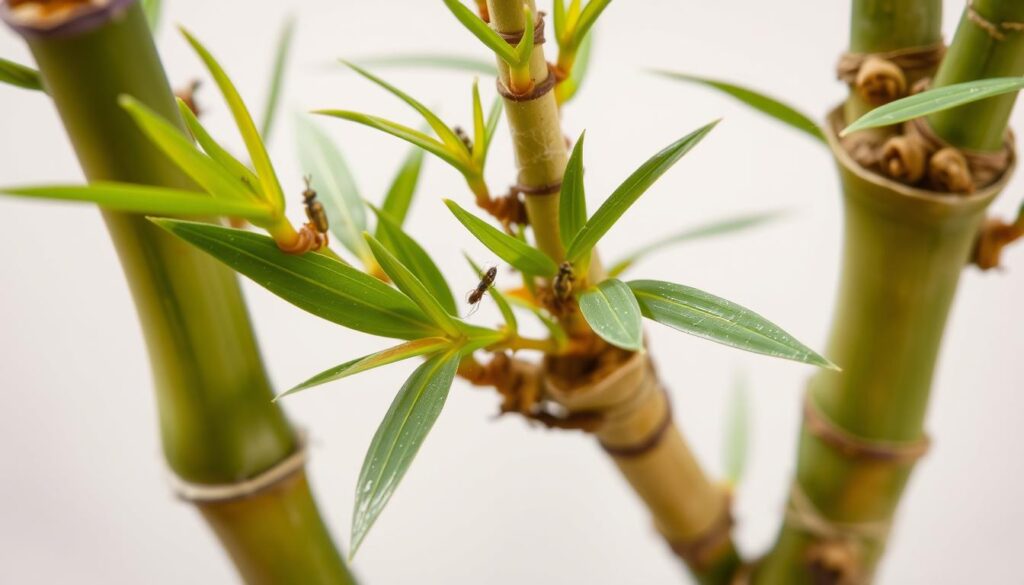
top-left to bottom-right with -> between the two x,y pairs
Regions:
153,219 -> 437,339
351,53 -> 496,75
181,28 -> 286,209
560,132 -> 587,247
351,350 -> 461,556
279,337 -> 452,399
177,98 -> 261,196
723,373 -> 750,487
1,183 -> 272,221
514,5 -> 535,65
566,121 -> 719,263
315,109 -> 469,173
571,0 -> 611,52
372,207 -> 457,315
505,295 -> 568,350
606,210 -> 787,278
441,0 -> 519,65
365,234 -> 461,337
841,77 -> 1024,136
471,80 -> 486,165
553,0 -> 567,40
378,145 -> 425,228
557,28 -> 593,104
120,95 -> 256,203
260,15 -> 297,140
465,255 -> 517,336
483,97 -> 503,160
654,71 -> 824,143
141,0 -> 162,31
628,279 -> 835,369
444,200 -> 558,277
0,57 -> 44,92
577,279 -> 644,351
295,115 -> 371,262
343,60 -> 465,154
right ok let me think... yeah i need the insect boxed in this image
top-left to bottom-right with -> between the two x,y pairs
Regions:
467,266 -> 498,315
302,176 -> 329,235
453,125 -> 473,152
553,262 -> 574,301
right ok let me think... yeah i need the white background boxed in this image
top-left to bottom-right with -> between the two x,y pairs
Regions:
1,1 -> 1022,583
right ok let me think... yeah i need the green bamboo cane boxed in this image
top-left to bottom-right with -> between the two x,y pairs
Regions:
1,1 -> 353,582
756,1 -> 1022,582
485,1 -> 739,582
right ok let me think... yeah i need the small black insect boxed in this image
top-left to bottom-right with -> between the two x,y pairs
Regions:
302,176 -> 329,234
467,266 -> 498,313
453,125 -> 473,152
553,261 -> 574,301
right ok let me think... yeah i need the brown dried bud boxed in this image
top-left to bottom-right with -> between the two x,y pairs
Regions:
880,135 -> 927,183
806,540 -> 860,585
928,147 -> 974,194
855,57 -> 907,106
973,217 -> 1024,270
841,133 -> 882,169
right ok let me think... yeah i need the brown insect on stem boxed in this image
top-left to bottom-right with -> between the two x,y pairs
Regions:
466,266 -> 498,315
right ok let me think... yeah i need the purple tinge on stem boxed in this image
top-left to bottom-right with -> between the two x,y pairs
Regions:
1,0 -> 136,39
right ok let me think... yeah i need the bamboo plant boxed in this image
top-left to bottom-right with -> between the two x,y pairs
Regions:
2,0 -> 1021,584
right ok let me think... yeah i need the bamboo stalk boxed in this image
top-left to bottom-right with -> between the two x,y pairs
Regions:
756,2 -> 1021,582
486,1 -> 739,581
1,1 -> 353,582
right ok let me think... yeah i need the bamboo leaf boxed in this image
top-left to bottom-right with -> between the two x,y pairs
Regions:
723,373 -> 750,487
606,210 -> 787,277
372,207 -> 457,315
1,183 -> 272,221
577,279 -> 644,351
279,337 -> 452,399
654,71 -> 825,143
465,255 -> 517,336
365,234 -> 461,337
351,350 -> 461,556
177,98 -> 261,196
120,95 -> 256,203
314,109 -> 469,173
444,200 -> 558,277
471,80 -> 486,166
0,57 -> 44,92
560,132 -> 587,247
352,53 -> 496,75
141,0 -> 162,31
441,0 -> 519,65
553,0 -> 567,40
841,77 -> 1024,135
343,60 -> 466,154
514,5 -> 535,65
483,97 -> 503,160
557,29 -> 593,104
181,28 -> 286,209
295,115 -> 371,262
571,0 -> 611,52
378,145 -> 425,228
628,279 -> 835,369
566,121 -> 719,263
153,219 -> 438,339
260,15 -> 296,141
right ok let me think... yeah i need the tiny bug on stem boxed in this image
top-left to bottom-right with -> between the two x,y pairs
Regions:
466,266 -> 498,316
302,176 -> 329,235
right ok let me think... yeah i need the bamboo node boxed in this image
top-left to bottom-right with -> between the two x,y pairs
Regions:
854,57 -> 907,106
836,41 -> 945,91
972,216 -> 1024,270
803,393 -> 930,463
496,10 -> 546,46
496,62 -> 559,102
967,0 -> 1024,42
167,432 -> 309,504
667,497 -> 736,571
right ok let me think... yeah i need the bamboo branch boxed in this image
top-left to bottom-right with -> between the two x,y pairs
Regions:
0,1 -> 353,582
485,1 -> 740,581
756,2 -> 1022,582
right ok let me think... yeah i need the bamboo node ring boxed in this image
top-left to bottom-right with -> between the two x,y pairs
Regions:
667,498 -> 736,570
803,393 -> 930,463
496,62 -> 559,102
167,432 -> 309,504
967,0 -> 1024,42
496,11 -> 546,46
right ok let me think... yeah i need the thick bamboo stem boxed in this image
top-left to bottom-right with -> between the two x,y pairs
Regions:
486,1 -> 739,581
1,1 -> 353,582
